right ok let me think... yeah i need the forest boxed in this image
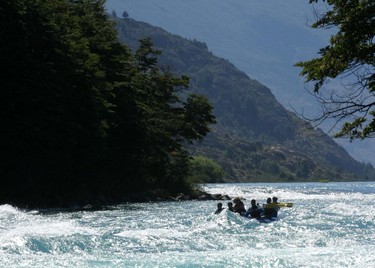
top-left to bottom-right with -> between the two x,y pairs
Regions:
0,0 -> 215,207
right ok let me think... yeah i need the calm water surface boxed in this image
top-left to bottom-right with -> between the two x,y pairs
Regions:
1,182 -> 375,267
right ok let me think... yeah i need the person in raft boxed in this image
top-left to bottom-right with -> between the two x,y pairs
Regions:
245,199 -> 262,219
214,202 -> 224,214
233,197 -> 246,215
264,197 -> 280,218
271,196 -> 280,217
227,202 -> 235,212
263,197 -> 273,219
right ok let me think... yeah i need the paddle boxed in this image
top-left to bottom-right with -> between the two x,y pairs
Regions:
278,202 -> 293,207
263,202 -> 293,208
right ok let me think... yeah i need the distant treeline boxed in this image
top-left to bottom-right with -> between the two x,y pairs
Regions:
0,0 -> 215,207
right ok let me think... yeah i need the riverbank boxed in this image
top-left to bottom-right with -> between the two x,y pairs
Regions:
2,189 -> 233,211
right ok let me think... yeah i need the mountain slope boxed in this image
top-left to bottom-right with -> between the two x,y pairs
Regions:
105,0 -> 375,168
112,16 -> 374,181
106,0 -> 327,115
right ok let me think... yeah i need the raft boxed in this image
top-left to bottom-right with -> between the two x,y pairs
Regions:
219,202 -> 293,223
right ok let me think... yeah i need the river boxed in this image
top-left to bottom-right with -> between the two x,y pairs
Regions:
1,182 -> 374,267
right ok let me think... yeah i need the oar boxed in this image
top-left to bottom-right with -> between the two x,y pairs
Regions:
278,202 -> 293,207
263,202 -> 293,208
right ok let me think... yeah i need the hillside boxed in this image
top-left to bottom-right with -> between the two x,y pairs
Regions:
105,0 -> 375,171
112,16 -> 375,182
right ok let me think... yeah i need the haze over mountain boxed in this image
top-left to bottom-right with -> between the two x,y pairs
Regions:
105,0 -> 374,166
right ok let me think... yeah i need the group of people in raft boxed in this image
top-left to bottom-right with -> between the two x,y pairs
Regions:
214,196 -> 280,219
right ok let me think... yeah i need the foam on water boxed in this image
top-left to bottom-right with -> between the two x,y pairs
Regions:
1,182 -> 375,267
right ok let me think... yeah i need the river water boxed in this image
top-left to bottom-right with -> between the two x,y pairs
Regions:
1,182 -> 375,267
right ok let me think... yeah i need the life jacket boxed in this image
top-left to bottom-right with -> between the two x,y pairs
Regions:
248,206 -> 262,218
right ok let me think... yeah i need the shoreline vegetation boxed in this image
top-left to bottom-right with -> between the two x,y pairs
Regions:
9,189 -> 232,211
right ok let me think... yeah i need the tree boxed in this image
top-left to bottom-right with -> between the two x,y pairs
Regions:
296,0 -> 375,140
122,10 -> 129,19
120,38 -> 216,194
259,159 -> 280,175
0,0 -> 117,204
0,0 -> 216,206
188,156 -> 225,183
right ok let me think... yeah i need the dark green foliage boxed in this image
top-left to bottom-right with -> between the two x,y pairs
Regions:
260,159 -> 280,175
183,94 -> 216,141
295,160 -> 313,179
1,0 -> 115,204
188,156 -> 226,183
297,0 -> 375,140
0,0 -> 215,207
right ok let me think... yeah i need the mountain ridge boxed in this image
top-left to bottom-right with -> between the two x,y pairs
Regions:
106,0 -> 375,168
112,15 -> 374,181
